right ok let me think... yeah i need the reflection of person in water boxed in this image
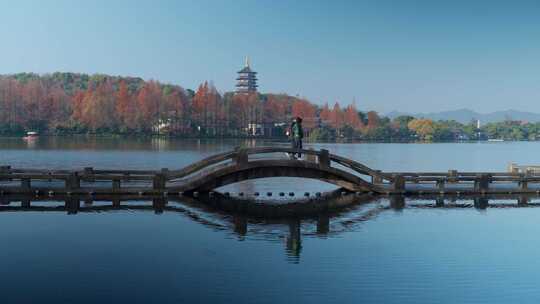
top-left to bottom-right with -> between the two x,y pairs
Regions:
285,219 -> 302,262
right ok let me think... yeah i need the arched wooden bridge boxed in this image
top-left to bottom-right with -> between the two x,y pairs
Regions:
1,146 -> 540,196
0,147 -> 389,195
165,147 -> 388,193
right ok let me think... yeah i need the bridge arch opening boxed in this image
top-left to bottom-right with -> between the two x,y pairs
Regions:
173,161 -> 377,194
217,177 -> 340,195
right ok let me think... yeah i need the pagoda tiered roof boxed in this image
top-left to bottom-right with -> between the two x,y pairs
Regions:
237,66 -> 257,74
235,56 -> 258,93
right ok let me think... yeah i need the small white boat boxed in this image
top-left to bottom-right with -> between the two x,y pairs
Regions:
23,131 -> 39,139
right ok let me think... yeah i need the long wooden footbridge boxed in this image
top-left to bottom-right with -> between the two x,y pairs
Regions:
1,146 -> 540,196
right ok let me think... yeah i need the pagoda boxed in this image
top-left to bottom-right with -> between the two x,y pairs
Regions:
235,57 -> 258,94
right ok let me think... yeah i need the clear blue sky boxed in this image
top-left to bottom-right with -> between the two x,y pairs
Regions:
1,0 -> 539,113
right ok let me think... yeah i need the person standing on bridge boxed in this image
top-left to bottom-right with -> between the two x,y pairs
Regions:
289,117 -> 304,159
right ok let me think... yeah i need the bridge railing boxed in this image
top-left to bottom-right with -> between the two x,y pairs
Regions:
0,165 -> 158,192
166,146 -> 392,184
385,170 -> 540,193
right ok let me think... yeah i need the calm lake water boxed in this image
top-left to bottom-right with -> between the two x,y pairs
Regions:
2,137 -> 540,303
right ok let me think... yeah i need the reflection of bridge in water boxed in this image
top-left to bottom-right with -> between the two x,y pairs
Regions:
3,146 -> 540,201
2,193 -> 540,261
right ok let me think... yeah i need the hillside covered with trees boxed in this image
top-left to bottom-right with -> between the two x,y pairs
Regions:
0,72 -> 377,137
0,72 -> 537,142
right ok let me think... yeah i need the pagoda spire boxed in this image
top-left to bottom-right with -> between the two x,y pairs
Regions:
245,56 -> 250,68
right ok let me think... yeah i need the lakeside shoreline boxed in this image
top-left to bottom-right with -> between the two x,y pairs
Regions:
0,133 -> 529,144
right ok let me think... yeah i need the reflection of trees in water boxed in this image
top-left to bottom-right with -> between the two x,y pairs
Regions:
2,194 -> 540,262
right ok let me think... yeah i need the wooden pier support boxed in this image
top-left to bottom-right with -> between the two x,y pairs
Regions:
152,198 -> 166,214
65,198 -> 80,214
390,195 -> 405,209
112,179 -> 121,190
233,215 -> 247,235
21,198 -> 31,208
520,173 -> 529,190
0,166 -> 10,181
316,214 -> 330,235
21,178 -> 31,190
474,197 -> 488,209
518,196 -> 529,206
112,198 -> 121,207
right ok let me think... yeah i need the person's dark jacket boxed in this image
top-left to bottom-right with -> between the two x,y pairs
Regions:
291,121 -> 304,139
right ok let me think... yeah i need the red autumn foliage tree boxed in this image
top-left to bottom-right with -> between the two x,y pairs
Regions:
319,103 -> 331,123
231,92 -> 261,134
329,102 -> 344,131
0,72 -> 383,138
136,81 -> 162,130
344,103 -> 364,131
192,81 -> 224,134
292,98 -> 317,129
263,95 -> 288,124
115,81 -> 136,129
163,87 -> 189,133
71,90 -> 86,124
81,81 -> 116,131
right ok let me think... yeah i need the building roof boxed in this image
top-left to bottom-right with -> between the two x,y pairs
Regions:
237,66 -> 257,74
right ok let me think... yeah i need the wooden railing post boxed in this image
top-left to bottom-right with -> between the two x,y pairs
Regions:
474,174 -> 489,192
66,173 -> 80,190
306,148 -> 317,163
371,170 -> 383,184
436,179 -> 445,191
153,173 -> 166,190
318,149 -> 330,169
84,167 -> 94,182
233,147 -> 248,167
161,168 -> 169,176
393,175 -> 405,192
448,170 -> 458,183
0,165 -> 10,181
520,171 -> 529,190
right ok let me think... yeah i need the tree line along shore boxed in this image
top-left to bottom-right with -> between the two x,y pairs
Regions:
0,72 -> 536,142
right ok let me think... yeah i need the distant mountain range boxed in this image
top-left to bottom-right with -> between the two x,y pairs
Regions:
385,109 -> 540,124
